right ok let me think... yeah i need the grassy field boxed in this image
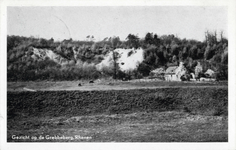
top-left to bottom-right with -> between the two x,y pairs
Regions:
8,111 -> 227,142
7,80 -> 228,91
7,85 -> 228,142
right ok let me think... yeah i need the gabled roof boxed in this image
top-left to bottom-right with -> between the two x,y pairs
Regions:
165,66 -> 178,74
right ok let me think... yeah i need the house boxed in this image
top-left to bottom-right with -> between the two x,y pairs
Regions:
164,66 -> 179,81
164,62 -> 188,81
204,69 -> 215,78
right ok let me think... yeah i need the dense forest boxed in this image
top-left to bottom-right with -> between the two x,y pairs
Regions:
7,31 -> 228,81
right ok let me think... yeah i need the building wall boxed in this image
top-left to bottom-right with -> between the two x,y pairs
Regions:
164,74 -> 181,81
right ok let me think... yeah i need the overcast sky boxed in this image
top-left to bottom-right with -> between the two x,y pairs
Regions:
7,6 -> 227,42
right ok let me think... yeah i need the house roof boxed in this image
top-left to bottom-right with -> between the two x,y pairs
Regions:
151,68 -> 165,74
205,69 -> 215,76
165,66 -> 178,74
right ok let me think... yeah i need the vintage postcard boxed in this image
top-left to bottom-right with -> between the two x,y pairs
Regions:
1,0 -> 235,150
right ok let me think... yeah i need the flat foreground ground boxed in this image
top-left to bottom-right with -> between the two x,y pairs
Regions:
7,79 -> 228,91
7,80 -> 228,142
8,111 -> 227,142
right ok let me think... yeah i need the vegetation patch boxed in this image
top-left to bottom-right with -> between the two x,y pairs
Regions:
7,31 -> 228,81
8,87 -> 228,119
7,87 -> 228,142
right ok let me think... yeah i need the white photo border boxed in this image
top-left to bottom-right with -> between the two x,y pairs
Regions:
1,0 -> 235,150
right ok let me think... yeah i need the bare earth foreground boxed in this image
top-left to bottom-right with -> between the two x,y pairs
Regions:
7,80 -> 228,142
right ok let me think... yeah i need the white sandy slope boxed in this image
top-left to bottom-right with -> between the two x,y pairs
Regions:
31,47 -> 144,71
31,48 -> 68,65
96,48 -> 144,72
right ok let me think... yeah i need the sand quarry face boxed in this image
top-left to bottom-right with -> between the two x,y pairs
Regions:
31,47 -> 144,71
96,48 -> 144,72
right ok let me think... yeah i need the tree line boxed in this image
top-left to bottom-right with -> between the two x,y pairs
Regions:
7,31 -> 228,81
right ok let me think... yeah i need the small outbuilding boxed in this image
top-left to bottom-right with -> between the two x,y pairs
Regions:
150,68 -> 165,79
204,69 -> 215,78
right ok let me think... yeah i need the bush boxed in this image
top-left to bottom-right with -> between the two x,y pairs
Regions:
137,62 -> 152,77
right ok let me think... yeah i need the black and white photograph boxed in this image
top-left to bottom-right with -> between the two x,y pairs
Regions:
1,0 -> 236,149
